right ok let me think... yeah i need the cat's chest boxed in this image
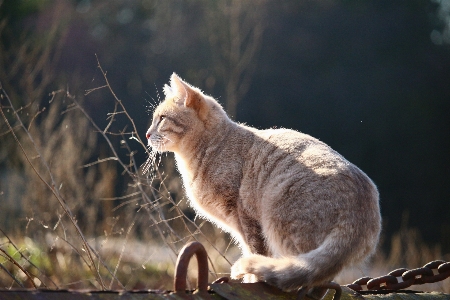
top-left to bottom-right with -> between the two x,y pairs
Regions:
175,154 -> 242,217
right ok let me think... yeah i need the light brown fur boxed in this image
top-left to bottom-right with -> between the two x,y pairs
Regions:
146,73 -> 381,291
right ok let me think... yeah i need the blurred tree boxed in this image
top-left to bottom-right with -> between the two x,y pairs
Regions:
204,0 -> 267,118
0,0 -> 73,229
0,0 -> 117,237
0,0 -> 69,107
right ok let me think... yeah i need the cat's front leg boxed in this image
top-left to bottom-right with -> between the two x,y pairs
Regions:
230,235 -> 267,283
231,213 -> 268,282
230,254 -> 266,283
229,235 -> 262,282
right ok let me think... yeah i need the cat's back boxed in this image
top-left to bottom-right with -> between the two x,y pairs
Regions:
246,127 -> 350,175
240,126 -> 378,213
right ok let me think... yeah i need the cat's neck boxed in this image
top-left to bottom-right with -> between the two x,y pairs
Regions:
174,117 -> 251,176
177,117 -> 234,159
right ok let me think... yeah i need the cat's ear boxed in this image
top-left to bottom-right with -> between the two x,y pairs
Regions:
164,73 -> 188,105
167,73 -> 208,119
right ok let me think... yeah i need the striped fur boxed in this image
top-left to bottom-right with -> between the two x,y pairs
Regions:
146,73 -> 381,291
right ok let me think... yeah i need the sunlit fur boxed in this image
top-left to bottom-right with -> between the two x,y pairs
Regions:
146,73 -> 381,291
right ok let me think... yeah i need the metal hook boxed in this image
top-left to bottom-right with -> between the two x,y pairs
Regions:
174,241 -> 209,294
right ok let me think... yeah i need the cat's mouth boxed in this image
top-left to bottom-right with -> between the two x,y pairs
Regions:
147,138 -> 162,151
147,133 -> 171,152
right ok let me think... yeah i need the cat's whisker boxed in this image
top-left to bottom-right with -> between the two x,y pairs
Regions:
145,96 -> 159,114
153,138 -> 167,152
142,148 -> 162,175
142,157 -> 154,175
154,83 -> 162,104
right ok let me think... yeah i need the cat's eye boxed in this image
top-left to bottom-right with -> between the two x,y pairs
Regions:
160,115 -> 166,122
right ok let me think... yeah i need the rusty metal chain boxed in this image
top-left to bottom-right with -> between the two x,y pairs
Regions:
346,260 -> 450,292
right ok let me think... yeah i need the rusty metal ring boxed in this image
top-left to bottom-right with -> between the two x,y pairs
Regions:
296,285 -> 310,300
388,268 -> 409,277
367,275 -> 398,290
439,262 -> 450,273
212,277 -> 229,284
421,271 -> 450,284
385,278 -> 415,290
319,282 -> 342,300
402,267 -> 434,284
345,284 -> 363,291
174,241 -> 209,293
424,260 -> 446,270
297,282 -> 342,300
352,276 -> 372,286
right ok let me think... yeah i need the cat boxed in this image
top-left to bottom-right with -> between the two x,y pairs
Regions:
146,73 -> 381,292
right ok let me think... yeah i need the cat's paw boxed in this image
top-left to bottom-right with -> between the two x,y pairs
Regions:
243,274 -> 259,283
230,255 -> 266,282
230,257 -> 247,279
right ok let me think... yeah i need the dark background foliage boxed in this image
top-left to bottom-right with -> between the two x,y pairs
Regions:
1,0 -> 449,255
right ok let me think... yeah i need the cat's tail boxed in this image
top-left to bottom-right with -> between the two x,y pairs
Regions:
230,228 -> 374,291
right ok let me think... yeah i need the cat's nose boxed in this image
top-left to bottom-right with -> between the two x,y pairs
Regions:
146,130 -> 151,140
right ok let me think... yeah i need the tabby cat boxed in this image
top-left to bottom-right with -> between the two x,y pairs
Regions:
146,73 -> 381,291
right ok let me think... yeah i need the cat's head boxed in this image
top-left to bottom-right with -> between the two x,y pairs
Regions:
146,73 -> 227,153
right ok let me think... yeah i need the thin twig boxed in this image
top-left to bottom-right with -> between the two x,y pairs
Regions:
0,248 -> 37,288
109,215 -> 137,289
0,263 -> 25,288
0,87 -> 106,290
0,228 -> 58,288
